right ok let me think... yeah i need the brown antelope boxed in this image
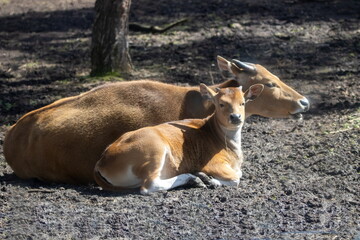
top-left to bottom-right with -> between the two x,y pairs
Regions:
217,56 -> 309,119
94,84 -> 264,194
3,56 -> 309,184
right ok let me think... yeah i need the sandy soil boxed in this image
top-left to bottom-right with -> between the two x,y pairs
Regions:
0,0 -> 359,239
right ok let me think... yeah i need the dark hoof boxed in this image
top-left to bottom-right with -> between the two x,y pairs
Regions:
188,176 -> 207,189
194,172 -> 218,189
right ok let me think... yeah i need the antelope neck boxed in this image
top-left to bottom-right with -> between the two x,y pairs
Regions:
209,115 -> 242,155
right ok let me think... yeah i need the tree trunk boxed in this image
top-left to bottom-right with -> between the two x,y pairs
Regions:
91,0 -> 132,76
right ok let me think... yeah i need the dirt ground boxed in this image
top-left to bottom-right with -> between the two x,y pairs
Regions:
0,0 -> 359,239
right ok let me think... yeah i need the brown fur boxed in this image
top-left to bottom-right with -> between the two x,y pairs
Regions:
4,80 -> 236,183
94,85 -> 259,194
4,56 -> 309,184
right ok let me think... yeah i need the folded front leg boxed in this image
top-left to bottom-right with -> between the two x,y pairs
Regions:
209,177 -> 240,187
201,163 -> 241,188
140,173 -> 205,195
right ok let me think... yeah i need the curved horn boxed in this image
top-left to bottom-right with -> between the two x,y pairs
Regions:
232,59 -> 257,74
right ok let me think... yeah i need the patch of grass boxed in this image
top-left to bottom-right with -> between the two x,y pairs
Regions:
55,78 -> 73,85
0,100 -> 14,111
29,99 -> 43,107
19,62 -> 58,72
81,72 -> 125,83
325,108 -> 360,135
0,0 -> 10,4
270,195 -> 277,201
55,72 -> 126,85
19,62 -> 41,70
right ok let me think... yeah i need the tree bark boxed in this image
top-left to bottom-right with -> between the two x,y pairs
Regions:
91,0 -> 132,76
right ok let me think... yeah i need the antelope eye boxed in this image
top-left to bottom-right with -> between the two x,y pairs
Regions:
219,103 -> 225,108
265,82 -> 276,88
240,103 -> 245,106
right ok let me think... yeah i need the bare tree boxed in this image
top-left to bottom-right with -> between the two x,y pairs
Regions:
91,0 -> 132,76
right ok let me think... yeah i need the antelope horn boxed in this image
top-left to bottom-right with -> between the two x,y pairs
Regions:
232,59 -> 257,74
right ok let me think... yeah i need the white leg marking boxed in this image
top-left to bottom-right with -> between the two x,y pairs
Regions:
236,169 -> 243,179
140,147 -> 198,194
210,178 -> 240,187
141,173 -> 198,195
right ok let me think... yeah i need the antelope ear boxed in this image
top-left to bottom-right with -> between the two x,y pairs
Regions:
245,84 -> 264,102
217,55 -> 232,72
200,83 -> 216,102
217,56 -> 246,78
